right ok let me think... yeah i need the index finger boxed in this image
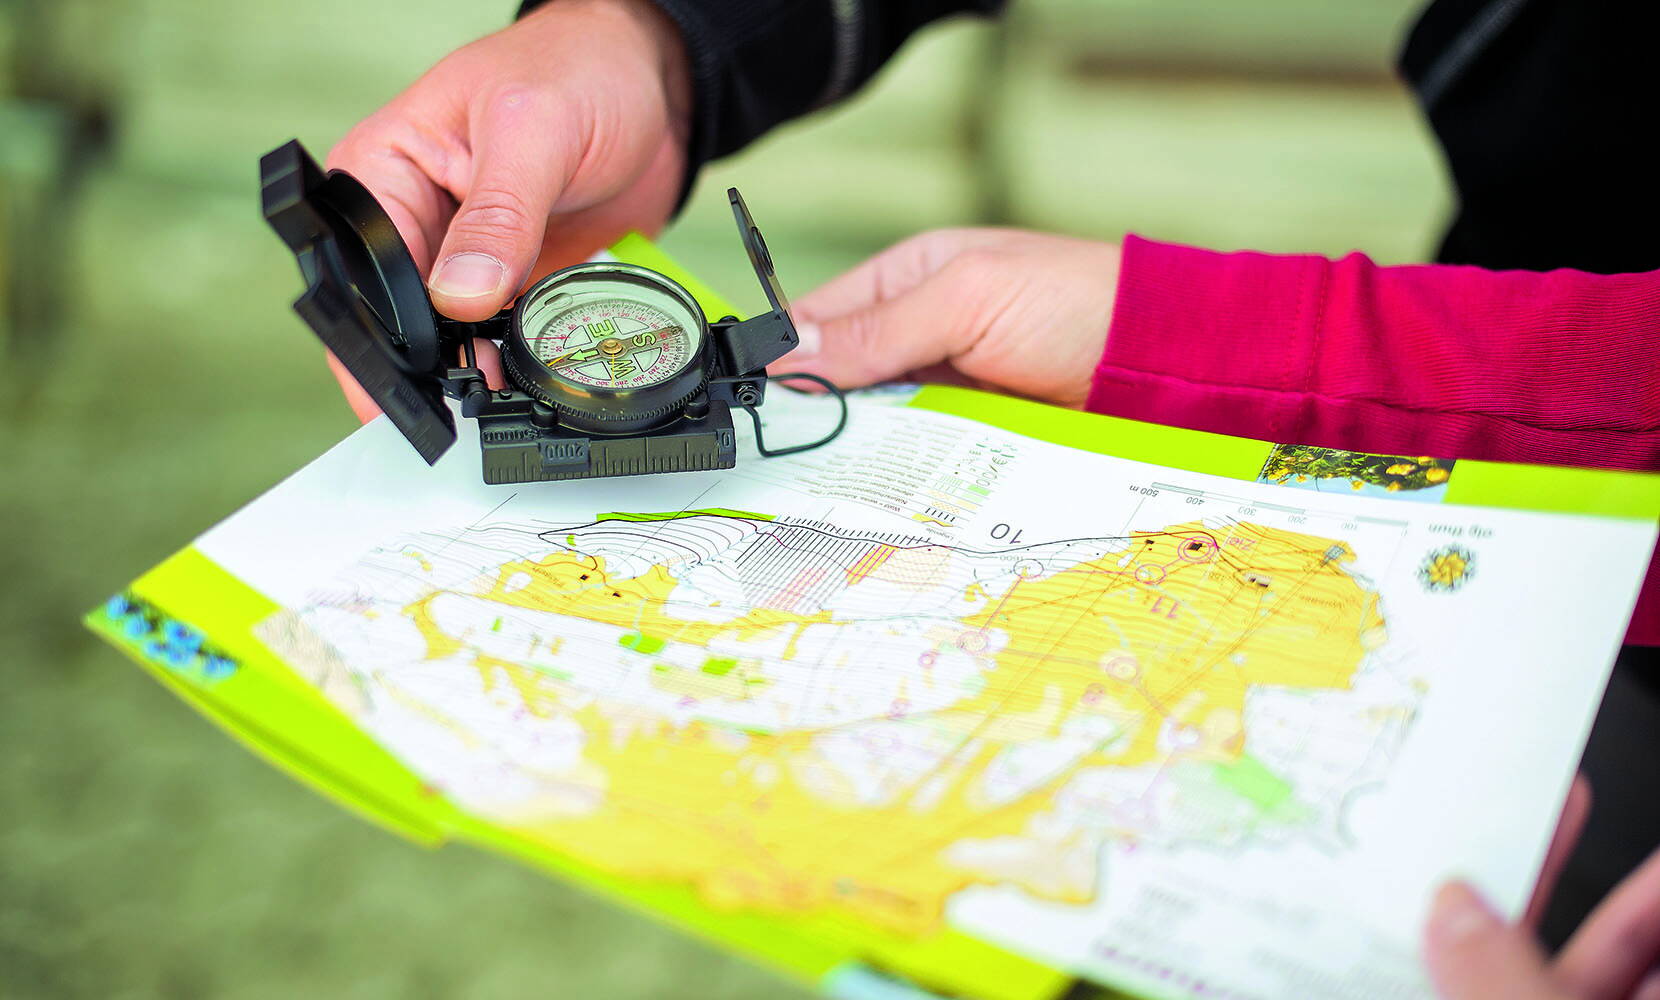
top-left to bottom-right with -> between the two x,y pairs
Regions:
321,122 -> 463,420
326,122 -> 458,274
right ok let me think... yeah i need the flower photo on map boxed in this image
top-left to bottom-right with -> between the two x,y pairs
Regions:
1257,445 -> 1455,503
1418,544 -> 1476,593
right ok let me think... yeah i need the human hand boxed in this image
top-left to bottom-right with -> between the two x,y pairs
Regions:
1426,778 -> 1660,999
785,228 -> 1123,409
325,0 -> 692,420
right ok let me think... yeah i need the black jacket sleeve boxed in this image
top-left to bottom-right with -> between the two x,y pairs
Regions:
1399,0 -> 1660,274
520,0 -> 1002,180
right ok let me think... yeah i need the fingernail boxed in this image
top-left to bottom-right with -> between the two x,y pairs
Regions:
792,320 -> 821,359
430,252 -> 506,299
1430,881 -> 1497,945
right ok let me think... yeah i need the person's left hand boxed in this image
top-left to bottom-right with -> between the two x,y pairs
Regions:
784,228 -> 1123,408
1425,777 -> 1660,999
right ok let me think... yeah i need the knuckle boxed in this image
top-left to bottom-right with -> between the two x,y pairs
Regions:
943,246 -> 1005,286
481,83 -> 546,118
906,228 -> 972,271
454,187 -> 541,244
436,37 -> 497,77
838,310 -> 882,355
932,226 -> 992,245
326,122 -> 381,169
918,227 -> 999,256
832,313 -> 886,380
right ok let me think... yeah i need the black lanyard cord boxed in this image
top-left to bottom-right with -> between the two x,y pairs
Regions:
731,372 -> 850,457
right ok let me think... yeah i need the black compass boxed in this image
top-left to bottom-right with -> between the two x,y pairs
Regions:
260,139 -> 845,484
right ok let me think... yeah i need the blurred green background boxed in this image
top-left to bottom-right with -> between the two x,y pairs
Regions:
2,1 -> 1445,996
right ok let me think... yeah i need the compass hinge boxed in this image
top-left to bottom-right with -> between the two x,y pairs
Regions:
436,309 -> 512,345
719,311 -> 798,375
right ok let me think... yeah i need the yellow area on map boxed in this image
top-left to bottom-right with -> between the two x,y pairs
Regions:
410,519 -> 1384,936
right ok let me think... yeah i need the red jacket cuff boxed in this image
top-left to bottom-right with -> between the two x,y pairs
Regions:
1096,234 -> 1329,389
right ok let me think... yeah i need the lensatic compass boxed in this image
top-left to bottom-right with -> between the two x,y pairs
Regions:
260,139 -> 845,484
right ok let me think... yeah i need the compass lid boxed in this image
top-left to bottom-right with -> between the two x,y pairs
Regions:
725,188 -> 800,373
260,139 -> 455,464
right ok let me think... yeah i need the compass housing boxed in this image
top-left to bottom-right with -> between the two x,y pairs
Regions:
261,139 -> 806,484
502,262 -> 710,435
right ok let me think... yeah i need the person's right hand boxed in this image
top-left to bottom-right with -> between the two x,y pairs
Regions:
324,0 -> 693,420
1425,778 -> 1660,999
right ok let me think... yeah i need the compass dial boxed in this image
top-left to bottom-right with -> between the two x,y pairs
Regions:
503,262 -> 711,434
527,295 -> 698,391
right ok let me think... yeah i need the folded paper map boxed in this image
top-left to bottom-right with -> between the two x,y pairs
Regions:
88,238 -> 1660,1000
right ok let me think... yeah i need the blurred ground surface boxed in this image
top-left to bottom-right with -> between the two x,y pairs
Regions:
3,2 -> 1440,997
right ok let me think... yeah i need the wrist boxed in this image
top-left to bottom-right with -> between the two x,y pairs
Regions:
530,0 -> 692,148
631,1 -> 694,149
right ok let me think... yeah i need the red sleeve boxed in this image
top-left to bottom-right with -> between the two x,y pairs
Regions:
1088,235 -> 1660,643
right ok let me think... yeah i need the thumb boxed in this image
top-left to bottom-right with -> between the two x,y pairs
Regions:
428,92 -> 581,320
1423,881 -> 1569,1000
787,268 -> 986,388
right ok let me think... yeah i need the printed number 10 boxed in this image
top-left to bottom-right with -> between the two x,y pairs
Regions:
990,523 -> 1024,544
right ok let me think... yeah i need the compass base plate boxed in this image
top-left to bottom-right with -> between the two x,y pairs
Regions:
476,403 -> 738,485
